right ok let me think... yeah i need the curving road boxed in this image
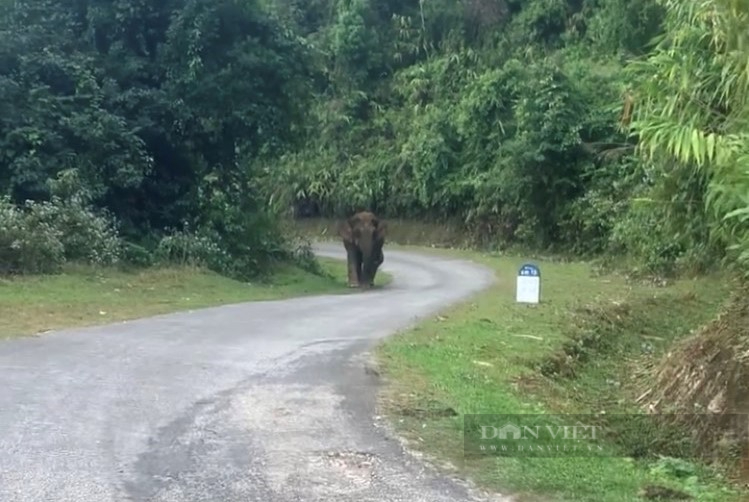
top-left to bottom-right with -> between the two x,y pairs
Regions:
0,242 -> 507,502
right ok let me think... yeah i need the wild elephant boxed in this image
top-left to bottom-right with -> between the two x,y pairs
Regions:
338,211 -> 387,288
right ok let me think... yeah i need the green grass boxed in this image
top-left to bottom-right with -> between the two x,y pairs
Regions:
375,246 -> 744,502
0,256 -> 391,339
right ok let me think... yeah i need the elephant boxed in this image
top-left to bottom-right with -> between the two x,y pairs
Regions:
338,211 -> 387,288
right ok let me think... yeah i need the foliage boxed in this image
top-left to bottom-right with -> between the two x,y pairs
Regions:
262,44 -> 635,253
0,0 -> 317,278
255,0 -> 678,262
580,0 -> 665,56
0,196 -> 64,274
626,0 -> 749,276
255,0 -> 747,278
2,0 -> 741,280
0,191 -> 120,275
155,226 -> 229,271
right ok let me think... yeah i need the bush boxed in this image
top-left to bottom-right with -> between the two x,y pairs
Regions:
281,223 -> 330,277
154,226 -> 231,272
0,195 -> 122,275
119,241 -> 155,268
0,197 -> 65,274
290,236 -> 325,275
30,196 -> 121,266
153,215 -> 330,281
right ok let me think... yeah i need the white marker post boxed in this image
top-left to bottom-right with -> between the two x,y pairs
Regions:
516,263 -> 540,304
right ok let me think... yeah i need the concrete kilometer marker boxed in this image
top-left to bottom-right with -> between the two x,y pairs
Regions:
516,263 -> 540,304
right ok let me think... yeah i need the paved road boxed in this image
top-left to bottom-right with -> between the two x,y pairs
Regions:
0,242 -> 507,502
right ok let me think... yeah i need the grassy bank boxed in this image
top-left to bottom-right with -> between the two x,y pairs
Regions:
374,247 -> 744,502
0,256 -> 390,339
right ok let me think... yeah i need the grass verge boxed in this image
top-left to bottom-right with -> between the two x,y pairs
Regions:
375,246 -> 745,502
0,256 -> 390,339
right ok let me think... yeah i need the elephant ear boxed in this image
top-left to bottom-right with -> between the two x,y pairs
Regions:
338,218 -> 355,242
374,219 -> 387,241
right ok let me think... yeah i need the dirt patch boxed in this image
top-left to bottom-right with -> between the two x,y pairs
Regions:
379,386 -> 458,419
391,399 -> 459,418
321,451 -> 378,486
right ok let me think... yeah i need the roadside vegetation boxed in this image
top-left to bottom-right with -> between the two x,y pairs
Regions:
375,246 -> 741,501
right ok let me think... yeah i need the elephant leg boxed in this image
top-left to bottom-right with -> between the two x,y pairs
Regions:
344,244 -> 360,288
355,249 -> 363,286
369,246 -> 383,287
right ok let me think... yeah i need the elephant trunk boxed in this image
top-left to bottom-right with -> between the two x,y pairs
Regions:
358,234 -> 379,287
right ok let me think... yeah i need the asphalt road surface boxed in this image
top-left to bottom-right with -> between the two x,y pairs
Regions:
0,242 -> 510,502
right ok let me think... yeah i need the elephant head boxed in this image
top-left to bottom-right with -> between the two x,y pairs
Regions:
339,211 -> 387,288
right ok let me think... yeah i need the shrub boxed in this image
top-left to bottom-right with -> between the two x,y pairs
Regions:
0,196 -> 65,274
29,196 -> 121,266
283,227 -> 330,277
153,216 -> 330,281
119,241 -> 155,268
0,194 -> 122,275
154,226 -> 231,272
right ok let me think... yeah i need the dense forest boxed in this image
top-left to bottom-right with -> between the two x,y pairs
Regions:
1,0 -> 748,282
0,0 -> 318,278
